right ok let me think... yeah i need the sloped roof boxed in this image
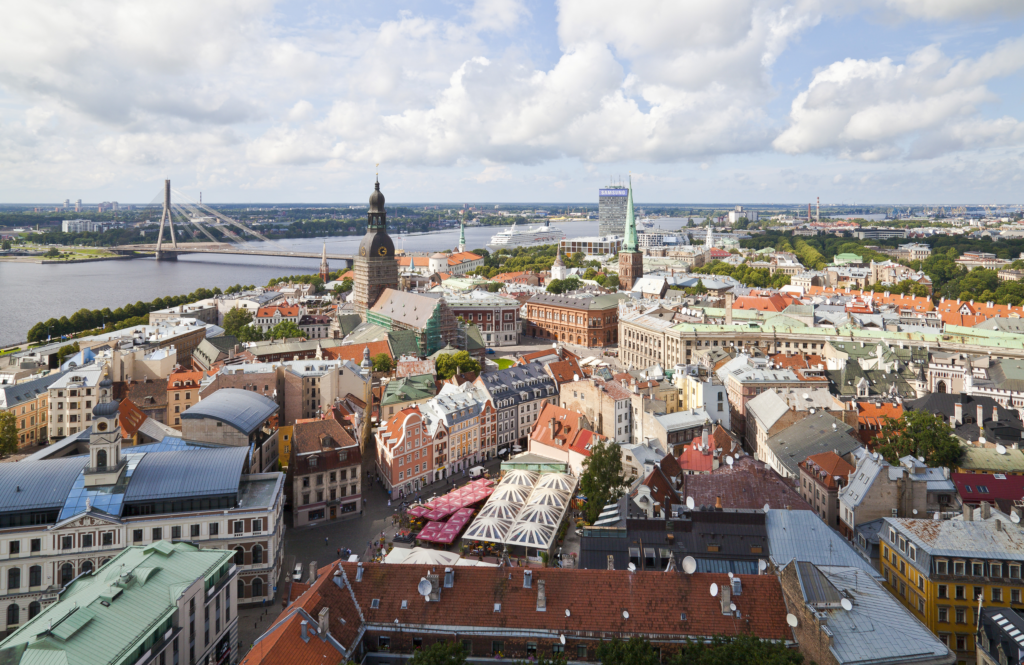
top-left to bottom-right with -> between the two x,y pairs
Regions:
682,457 -> 812,512
370,289 -> 442,329
888,517 -> 1024,560
124,447 -> 249,502
768,510 -> 879,578
0,456 -> 86,515
765,413 -> 860,477
323,340 -> 392,363
180,388 -> 278,434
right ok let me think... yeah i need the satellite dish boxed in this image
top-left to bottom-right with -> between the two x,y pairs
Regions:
809,408 -> 815,415
682,556 -> 697,575
917,455 -> 925,463
730,603 -> 737,612
710,583 -> 719,597
560,635 -> 566,645
627,562 -> 637,573
802,393 -> 809,400
552,343 -> 558,349
786,613 -> 798,627
933,512 -> 940,520
997,444 -> 1008,455
726,456 -> 734,467
573,374 -> 579,381
728,572 -> 734,579
758,559 -> 768,572
686,496 -> 695,510
565,609 -> 571,617
1012,512 -> 1021,524
417,578 -> 432,597
622,610 -> 629,619
912,509 -> 918,515
763,503 -> 770,512
840,598 -> 853,611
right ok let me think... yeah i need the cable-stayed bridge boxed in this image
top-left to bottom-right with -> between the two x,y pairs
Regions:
110,180 -> 354,265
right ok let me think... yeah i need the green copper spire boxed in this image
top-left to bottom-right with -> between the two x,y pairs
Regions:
458,217 -> 466,252
622,176 -> 638,252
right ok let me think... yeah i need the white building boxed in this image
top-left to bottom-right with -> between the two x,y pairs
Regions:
47,366 -> 104,440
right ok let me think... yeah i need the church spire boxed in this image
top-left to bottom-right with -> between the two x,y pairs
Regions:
706,223 -> 714,249
622,176 -> 638,253
458,217 -> 466,253
319,241 -> 329,283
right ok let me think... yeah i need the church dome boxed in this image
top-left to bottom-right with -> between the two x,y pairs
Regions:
358,230 -> 395,259
93,399 -> 119,419
369,179 -> 385,213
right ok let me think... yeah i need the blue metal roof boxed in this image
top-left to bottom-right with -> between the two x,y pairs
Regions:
124,447 -> 248,503
0,457 -> 87,515
180,389 -> 278,434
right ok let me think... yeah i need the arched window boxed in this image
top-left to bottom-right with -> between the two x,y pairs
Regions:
237,579 -> 246,599
7,568 -> 19,590
234,547 -> 244,566
252,545 -> 263,565
252,577 -> 263,597
937,381 -> 947,394
81,561 -> 94,574
28,566 -> 40,588
28,602 -> 40,620
60,563 -> 74,586
96,449 -> 107,469
6,604 -> 18,627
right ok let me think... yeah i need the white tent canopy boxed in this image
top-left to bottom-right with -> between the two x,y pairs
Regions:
463,516 -> 513,543
490,484 -> 532,504
535,473 -> 575,492
500,469 -> 539,488
384,547 -> 461,566
478,500 -> 521,520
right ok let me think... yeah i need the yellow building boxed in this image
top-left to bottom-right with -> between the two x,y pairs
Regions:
278,424 -> 293,468
882,507 -> 1024,665
0,373 -> 60,449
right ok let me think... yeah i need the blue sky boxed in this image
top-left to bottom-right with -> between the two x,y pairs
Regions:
1,0 -> 1023,205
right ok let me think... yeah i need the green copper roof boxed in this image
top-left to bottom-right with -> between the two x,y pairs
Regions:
622,178 -> 638,253
381,373 -> 436,405
0,543 -> 234,665
459,218 -> 466,247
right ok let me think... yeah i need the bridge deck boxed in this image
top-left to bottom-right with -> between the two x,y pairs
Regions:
111,244 -> 354,260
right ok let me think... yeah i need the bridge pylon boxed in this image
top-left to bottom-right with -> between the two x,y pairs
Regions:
155,179 -> 178,261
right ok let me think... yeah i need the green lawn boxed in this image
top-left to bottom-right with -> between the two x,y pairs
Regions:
495,357 -> 515,369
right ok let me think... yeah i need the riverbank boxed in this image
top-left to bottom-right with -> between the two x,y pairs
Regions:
0,255 -> 132,264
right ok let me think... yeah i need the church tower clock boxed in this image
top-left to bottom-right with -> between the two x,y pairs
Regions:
353,176 -> 399,319
84,367 -> 124,488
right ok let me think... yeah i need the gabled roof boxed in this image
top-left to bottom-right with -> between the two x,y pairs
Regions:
682,457 -> 812,512
322,340 -> 392,363
768,510 -> 879,578
381,374 -> 436,405
124,447 -> 249,502
638,466 -> 679,508
800,452 -> 856,490
765,413 -> 860,477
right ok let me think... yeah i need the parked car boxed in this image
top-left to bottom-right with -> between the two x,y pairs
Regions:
293,563 -> 303,582
486,348 -> 496,355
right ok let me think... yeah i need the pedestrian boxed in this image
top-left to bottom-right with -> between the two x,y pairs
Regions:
363,498 -> 367,508
387,499 -> 391,507
325,537 -> 329,547
337,548 -> 341,558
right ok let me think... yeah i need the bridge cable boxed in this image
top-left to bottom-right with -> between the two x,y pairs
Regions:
171,189 -> 282,248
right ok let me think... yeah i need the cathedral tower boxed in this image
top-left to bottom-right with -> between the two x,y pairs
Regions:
319,241 -> 329,284
617,178 -> 643,290
353,176 -> 399,319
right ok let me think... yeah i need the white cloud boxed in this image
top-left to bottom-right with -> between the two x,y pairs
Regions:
774,38 -> 1024,160
878,0 -> 1024,20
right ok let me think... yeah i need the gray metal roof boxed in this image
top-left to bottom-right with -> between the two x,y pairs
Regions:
0,372 -> 65,410
801,564 -> 955,665
765,412 -> 861,477
124,447 -> 249,502
0,457 -> 87,514
745,389 -> 790,431
180,388 -> 278,434
766,509 -> 879,579
476,362 -> 556,410
886,517 -> 1024,561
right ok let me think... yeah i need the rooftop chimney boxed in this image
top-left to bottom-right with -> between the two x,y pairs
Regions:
300,620 -> 309,642
977,404 -> 984,426
524,570 -> 532,588
993,405 -> 999,422
980,501 -> 992,520
963,504 -> 973,522
720,584 -> 732,615
536,579 -> 547,612
308,561 -> 318,584
318,607 -> 329,637
954,402 -> 963,426
607,555 -> 615,570
715,496 -> 723,510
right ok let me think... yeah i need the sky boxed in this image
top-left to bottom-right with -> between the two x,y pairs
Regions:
1,0 -> 1024,205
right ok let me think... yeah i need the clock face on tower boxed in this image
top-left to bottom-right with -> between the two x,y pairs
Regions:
378,246 -> 388,256
360,247 -> 367,256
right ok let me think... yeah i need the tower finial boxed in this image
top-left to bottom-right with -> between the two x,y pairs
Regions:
375,163 -> 379,184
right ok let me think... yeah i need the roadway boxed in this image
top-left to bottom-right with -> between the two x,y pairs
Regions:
110,243 -> 354,261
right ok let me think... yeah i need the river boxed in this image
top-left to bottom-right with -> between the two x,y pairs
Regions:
0,220 -> 600,346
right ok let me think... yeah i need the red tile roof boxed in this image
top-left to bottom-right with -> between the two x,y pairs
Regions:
449,251 -> 483,264
638,465 -> 680,508
732,294 -> 793,313
336,562 -> 793,643
531,402 -> 595,456
118,398 -> 147,438
256,304 -> 301,318
952,473 -> 1024,503
800,452 -> 855,490
682,457 -> 812,511
546,358 -> 584,386
658,453 -> 683,479
167,370 -> 203,391
805,287 -> 934,312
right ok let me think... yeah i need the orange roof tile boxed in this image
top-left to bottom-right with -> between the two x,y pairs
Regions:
801,451 -> 856,489
322,340 -> 392,363
256,304 -> 301,318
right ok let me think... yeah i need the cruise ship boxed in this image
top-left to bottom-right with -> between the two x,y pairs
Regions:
486,223 -> 566,249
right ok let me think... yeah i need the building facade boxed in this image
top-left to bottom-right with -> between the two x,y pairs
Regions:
474,363 -> 557,449
598,185 -> 628,237
353,178 -> 399,319
290,419 -> 362,526
524,293 -> 625,347
46,366 -> 102,440
376,406 -> 433,495
0,373 -> 58,449
445,292 -> 521,347
166,369 -> 202,427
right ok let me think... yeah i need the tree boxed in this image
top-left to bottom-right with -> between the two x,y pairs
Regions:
222,307 -> 254,337
267,321 -> 304,340
485,282 -> 502,293
672,635 -> 804,665
57,342 -> 80,365
877,410 -> 964,469
236,324 -> 265,343
546,276 -> 581,294
0,412 -> 17,457
45,247 -> 59,258
435,351 -> 481,380
408,641 -> 466,665
579,439 -> 627,522
1,240 -> 10,250
596,638 -> 660,665
371,353 -> 394,373
603,274 -> 620,290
